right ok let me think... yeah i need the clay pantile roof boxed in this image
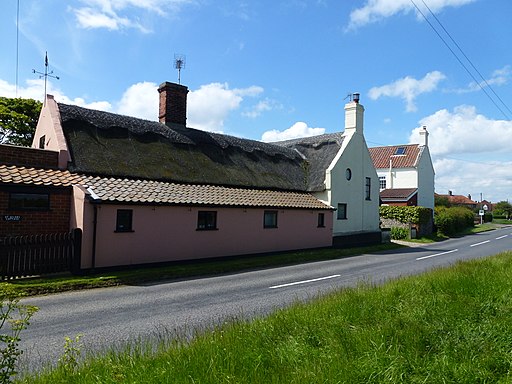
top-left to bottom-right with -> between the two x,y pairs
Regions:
83,177 -> 332,209
369,144 -> 423,169
436,193 -> 477,205
380,188 -> 417,200
0,165 -> 331,210
0,165 -> 85,186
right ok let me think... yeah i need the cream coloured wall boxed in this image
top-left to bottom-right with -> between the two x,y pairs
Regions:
86,205 -> 333,268
324,131 -> 380,236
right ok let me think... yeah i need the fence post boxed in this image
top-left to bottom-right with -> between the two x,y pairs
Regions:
71,228 -> 82,275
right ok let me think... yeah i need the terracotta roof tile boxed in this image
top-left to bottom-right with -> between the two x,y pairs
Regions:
0,165 -> 331,210
369,145 -> 422,169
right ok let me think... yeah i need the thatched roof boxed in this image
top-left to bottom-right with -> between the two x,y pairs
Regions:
59,103 -> 309,191
274,133 -> 345,192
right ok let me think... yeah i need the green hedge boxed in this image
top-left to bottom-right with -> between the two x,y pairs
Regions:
390,227 -> 409,240
379,206 -> 432,225
434,206 -> 474,236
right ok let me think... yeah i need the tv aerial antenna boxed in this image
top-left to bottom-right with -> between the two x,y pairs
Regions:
174,54 -> 186,84
33,51 -> 59,105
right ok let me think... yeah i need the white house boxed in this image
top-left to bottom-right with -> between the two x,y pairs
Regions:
368,127 -> 435,210
276,95 -> 381,246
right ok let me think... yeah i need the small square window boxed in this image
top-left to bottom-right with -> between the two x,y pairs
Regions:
9,193 -> 50,211
317,213 -> 325,227
197,211 -> 217,230
264,210 -> 278,228
116,209 -> 133,232
337,203 -> 347,220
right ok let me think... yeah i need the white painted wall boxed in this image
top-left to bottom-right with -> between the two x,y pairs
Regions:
320,129 -> 380,236
416,147 -> 435,209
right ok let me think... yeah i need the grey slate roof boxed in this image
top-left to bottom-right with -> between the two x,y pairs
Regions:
274,133 -> 344,192
59,103 -> 308,191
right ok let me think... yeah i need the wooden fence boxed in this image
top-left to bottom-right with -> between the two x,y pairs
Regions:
0,228 -> 82,279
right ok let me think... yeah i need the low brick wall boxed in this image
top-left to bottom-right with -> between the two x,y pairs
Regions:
0,144 -> 59,169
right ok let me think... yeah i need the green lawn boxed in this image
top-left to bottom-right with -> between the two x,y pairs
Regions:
18,251 -> 512,383
2,243 -> 401,297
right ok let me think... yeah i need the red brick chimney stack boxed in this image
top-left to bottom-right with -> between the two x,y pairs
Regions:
158,82 -> 188,126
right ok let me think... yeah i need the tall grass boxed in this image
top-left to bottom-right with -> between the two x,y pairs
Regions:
19,252 -> 512,383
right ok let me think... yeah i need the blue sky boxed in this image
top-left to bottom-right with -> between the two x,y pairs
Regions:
1,0 -> 512,203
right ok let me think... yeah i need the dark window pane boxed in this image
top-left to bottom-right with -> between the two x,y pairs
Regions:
264,211 -> 278,228
9,193 -> 50,211
318,213 -> 325,227
197,211 -> 217,230
337,203 -> 347,220
116,209 -> 133,232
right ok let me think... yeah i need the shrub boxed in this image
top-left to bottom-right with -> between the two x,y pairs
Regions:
390,227 -> 409,240
0,286 -> 38,383
379,206 -> 432,225
434,206 -> 474,236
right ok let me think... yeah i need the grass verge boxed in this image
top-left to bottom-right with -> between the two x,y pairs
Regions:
18,251 -> 512,383
2,243 -> 401,297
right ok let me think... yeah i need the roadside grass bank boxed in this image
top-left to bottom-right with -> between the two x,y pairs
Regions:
18,251 -> 512,383
405,222 -> 507,244
1,243 -> 401,297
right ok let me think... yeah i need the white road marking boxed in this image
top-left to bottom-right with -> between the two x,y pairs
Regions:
496,235 -> 508,240
470,240 -> 490,247
269,274 -> 341,289
416,249 -> 458,261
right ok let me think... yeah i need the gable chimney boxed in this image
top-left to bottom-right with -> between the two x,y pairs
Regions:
158,82 -> 188,126
344,93 -> 364,134
419,125 -> 429,147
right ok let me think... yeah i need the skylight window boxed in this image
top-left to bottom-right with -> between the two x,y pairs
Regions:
394,147 -> 406,155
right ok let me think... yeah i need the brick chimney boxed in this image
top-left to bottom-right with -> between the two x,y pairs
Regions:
344,93 -> 364,134
158,82 -> 188,126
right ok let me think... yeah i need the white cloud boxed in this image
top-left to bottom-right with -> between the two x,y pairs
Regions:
70,0 -> 194,32
242,99 -> 282,119
261,122 -> 325,142
368,71 -> 446,112
187,83 -> 263,132
451,65 -> 511,94
409,105 -> 512,202
0,78 -> 266,132
409,105 -> 512,156
117,82 -> 158,120
433,157 -> 512,203
347,0 -> 476,30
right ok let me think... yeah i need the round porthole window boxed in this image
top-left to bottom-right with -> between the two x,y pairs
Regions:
345,168 -> 352,180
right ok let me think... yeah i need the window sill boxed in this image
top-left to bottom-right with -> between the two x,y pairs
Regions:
114,230 -> 134,233
196,228 -> 218,231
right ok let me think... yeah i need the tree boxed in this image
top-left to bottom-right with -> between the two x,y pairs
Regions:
435,195 -> 451,207
494,201 -> 512,219
0,97 -> 42,147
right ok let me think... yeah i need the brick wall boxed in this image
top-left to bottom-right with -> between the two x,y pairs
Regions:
0,144 -> 59,169
0,189 -> 71,237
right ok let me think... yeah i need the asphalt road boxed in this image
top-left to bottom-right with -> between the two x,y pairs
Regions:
19,226 -> 512,373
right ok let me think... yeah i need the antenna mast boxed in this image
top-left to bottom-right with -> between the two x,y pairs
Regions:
33,51 -> 60,105
174,54 -> 186,84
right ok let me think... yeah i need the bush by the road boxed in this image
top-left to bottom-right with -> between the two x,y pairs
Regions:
435,206 -> 474,236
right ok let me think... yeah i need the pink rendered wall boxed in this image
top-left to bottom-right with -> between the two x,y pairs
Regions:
90,205 -> 333,268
